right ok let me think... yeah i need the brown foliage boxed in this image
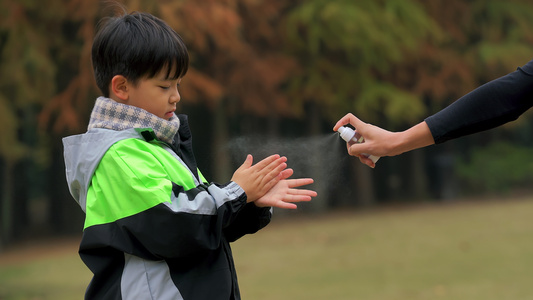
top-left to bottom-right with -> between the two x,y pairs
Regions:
19,0 -> 533,134
37,0 -> 98,133
161,0 -> 299,116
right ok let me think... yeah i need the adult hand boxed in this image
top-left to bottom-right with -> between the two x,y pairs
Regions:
333,113 -> 395,168
333,113 -> 435,168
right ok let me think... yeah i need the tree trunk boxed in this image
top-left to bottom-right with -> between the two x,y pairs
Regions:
0,159 -> 14,250
409,149 -> 429,200
351,158 -> 375,205
12,160 -> 29,238
212,99 -> 232,183
306,102 -> 328,212
267,110 -> 279,139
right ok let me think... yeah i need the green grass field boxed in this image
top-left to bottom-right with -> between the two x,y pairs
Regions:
1,197 -> 533,300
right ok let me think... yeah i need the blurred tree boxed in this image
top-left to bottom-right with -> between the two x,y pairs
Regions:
284,0 -> 442,203
0,0 -> 64,248
284,0 -> 441,125
456,142 -> 533,193
410,0 -> 533,110
0,0 -> 104,248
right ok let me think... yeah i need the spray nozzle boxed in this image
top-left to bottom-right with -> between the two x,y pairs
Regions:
336,126 -> 380,163
337,126 -> 361,143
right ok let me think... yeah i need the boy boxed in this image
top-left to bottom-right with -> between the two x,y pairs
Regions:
63,10 -> 316,300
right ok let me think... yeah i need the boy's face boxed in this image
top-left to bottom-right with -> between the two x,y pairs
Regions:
122,69 -> 182,120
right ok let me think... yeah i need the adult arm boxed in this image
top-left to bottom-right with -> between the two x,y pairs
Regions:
426,59 -> 533,143
334,59 -> 533,167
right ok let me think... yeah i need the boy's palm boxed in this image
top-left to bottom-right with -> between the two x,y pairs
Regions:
254,169 -> 316,209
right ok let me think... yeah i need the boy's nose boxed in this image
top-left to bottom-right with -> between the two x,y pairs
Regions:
170,89 -> 180,103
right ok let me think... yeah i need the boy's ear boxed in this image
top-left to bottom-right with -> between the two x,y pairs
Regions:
110,75 -> 129,102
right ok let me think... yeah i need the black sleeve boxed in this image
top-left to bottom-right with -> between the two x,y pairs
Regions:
223,203 -> 272,242
425,59 -> 533,144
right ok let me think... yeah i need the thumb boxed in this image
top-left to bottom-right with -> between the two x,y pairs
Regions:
235,154 -> 254,172
243,154 -> 253,167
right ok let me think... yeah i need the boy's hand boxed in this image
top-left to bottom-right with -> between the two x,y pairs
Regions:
254,168 -> 316,209
231,154 -> 288,202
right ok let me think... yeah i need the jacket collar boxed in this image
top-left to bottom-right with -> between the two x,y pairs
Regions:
87,96 -> 180,144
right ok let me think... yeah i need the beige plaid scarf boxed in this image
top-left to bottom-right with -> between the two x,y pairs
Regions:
87,97 -> 180,144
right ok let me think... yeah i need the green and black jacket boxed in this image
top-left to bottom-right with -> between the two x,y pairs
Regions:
63,114 -> 271,300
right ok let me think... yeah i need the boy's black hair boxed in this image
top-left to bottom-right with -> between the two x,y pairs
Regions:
92,10 -> 189,97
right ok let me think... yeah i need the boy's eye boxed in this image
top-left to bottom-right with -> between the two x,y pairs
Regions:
159,83 -> 179,90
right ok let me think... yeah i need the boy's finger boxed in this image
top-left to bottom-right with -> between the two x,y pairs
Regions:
289,189 -> 317,198
253,154 -> 282,170
234,155 -> 251,173
286,178 -> 314,188
239,154 -> 253,169
266,161 -> 289,182
282,192 -> 314,202
261,163 -> 287,190
263,157 -> 288,175
272,201 -> 298,210
247,154 -> 254,165
258,157 -> 288,182
278,169 -> 293,180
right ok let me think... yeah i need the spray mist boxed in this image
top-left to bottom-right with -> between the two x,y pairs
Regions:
337,126 -> 380,163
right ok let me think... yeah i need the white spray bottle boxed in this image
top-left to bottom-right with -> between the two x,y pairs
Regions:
337,126 -> 380,163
